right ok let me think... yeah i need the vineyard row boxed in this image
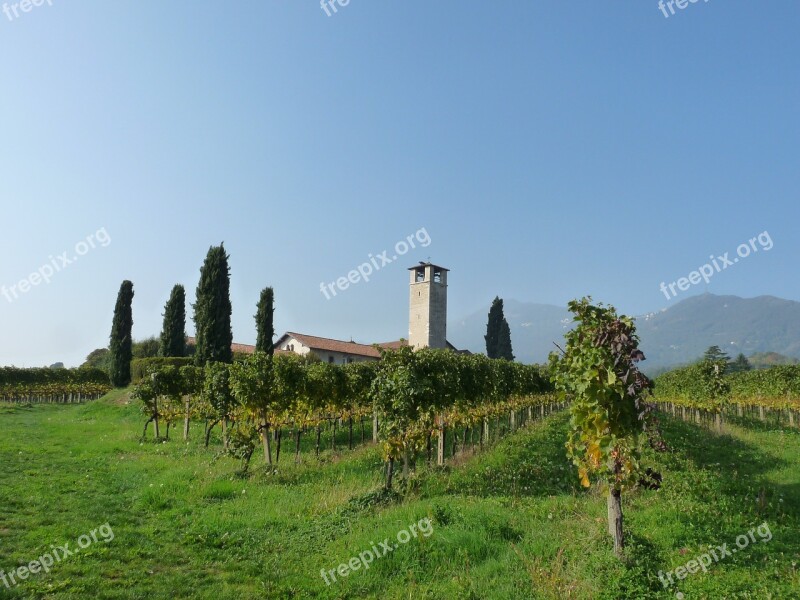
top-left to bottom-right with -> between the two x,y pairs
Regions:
0,367 -> 111,403
132,348 -> 560,481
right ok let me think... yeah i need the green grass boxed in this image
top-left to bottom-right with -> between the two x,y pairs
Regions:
0,393 -> 798,599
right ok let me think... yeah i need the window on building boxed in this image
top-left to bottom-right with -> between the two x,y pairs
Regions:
328,356 -> 335,363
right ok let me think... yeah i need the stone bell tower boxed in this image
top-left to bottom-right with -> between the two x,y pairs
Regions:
408,262 -> 448,350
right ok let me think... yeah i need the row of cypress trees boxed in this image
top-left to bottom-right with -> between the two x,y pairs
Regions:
108,243 -> 275,387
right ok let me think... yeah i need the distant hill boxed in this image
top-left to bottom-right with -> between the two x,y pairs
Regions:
448,294 -> 800,373
748,352 -> 800,369
448,299 -> 572,366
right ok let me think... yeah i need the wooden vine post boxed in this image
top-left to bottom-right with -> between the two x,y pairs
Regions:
437,414 -> 446,466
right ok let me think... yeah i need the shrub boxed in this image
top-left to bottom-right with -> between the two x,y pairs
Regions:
131,357 -> 193,383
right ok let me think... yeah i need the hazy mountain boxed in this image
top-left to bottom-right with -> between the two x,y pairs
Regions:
748,352 -> 800,369
448,299 -> 571,365
448,294 -> 800,373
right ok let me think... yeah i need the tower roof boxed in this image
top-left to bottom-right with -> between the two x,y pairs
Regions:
408,262 -> 449,271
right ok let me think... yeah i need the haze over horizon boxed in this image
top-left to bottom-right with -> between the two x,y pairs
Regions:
1,1 -> 797,367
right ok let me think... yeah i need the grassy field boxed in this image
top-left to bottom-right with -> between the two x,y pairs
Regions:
0,392 -> 798,599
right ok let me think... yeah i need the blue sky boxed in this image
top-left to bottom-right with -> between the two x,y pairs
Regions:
1,1 -> 798,367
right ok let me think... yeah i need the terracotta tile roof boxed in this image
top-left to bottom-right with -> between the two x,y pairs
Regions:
186,336 -> 257,355
282,332 -> 383,359
231,342 -> 256,354
377,339 -> 466,352
375,340 -> 408,350
282,334 -> 465,355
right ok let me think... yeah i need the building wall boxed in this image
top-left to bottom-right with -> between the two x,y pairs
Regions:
276,336 -> 312,357
311,351 -> 375,365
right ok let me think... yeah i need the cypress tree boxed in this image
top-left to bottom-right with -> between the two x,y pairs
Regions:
255,287 -> 275,356
160,284 -> 186,357
703,345 -> 730,364
109,280 -> 134,387
496,319 -> 515,361
729,352 -> 752,373
485,297 -> 504,358
193,244 -> 233,366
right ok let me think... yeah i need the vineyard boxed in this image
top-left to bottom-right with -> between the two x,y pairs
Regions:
0,367 -> 111,404
653,364 -> 800,428
131,347 -> 561,483
2,367 -> 798,598
3,324 -> 800,598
